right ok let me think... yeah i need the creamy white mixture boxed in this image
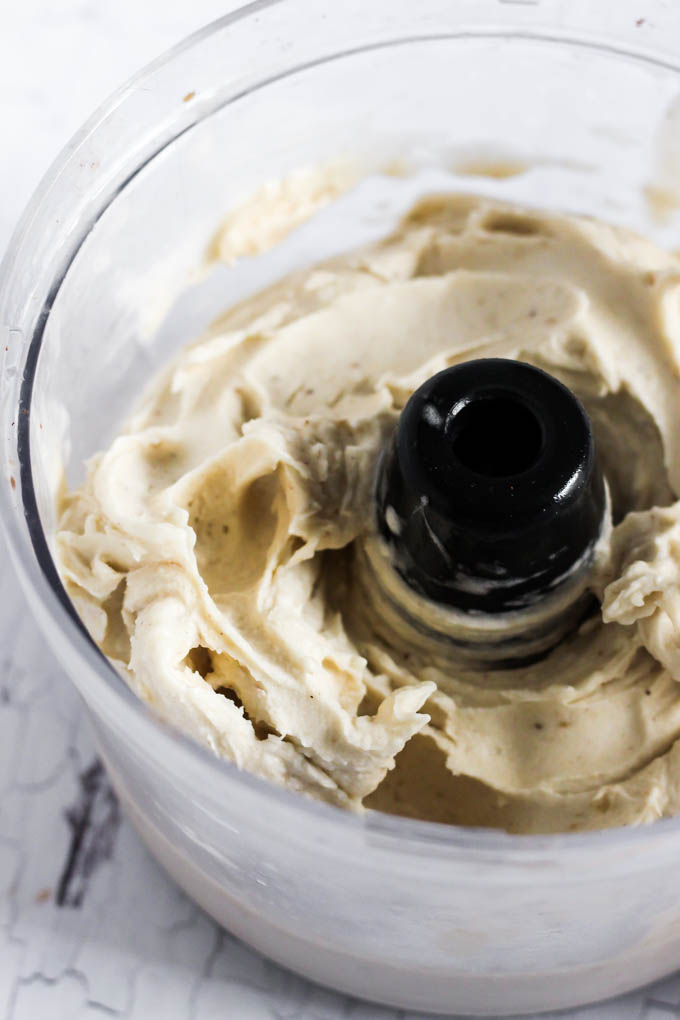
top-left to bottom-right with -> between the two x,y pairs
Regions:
57,194 -> 680,833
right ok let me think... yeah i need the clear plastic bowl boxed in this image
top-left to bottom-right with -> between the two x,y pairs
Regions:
4,1 -> 680,1014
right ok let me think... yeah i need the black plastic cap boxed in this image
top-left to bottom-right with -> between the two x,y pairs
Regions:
376,358 -> 605,613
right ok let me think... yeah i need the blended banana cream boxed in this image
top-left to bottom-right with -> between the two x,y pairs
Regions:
57,194 -> 680,833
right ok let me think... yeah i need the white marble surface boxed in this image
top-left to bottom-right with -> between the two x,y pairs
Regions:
2,3 -> 680,1018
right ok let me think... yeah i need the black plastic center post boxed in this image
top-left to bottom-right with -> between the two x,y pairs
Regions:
376,358 -> 605,614
450,394 -> 544,477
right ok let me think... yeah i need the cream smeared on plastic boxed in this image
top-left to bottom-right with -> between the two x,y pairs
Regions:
57,194 -> 680,833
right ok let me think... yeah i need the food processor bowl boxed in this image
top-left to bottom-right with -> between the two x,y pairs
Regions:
4,1 -> 680,1013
